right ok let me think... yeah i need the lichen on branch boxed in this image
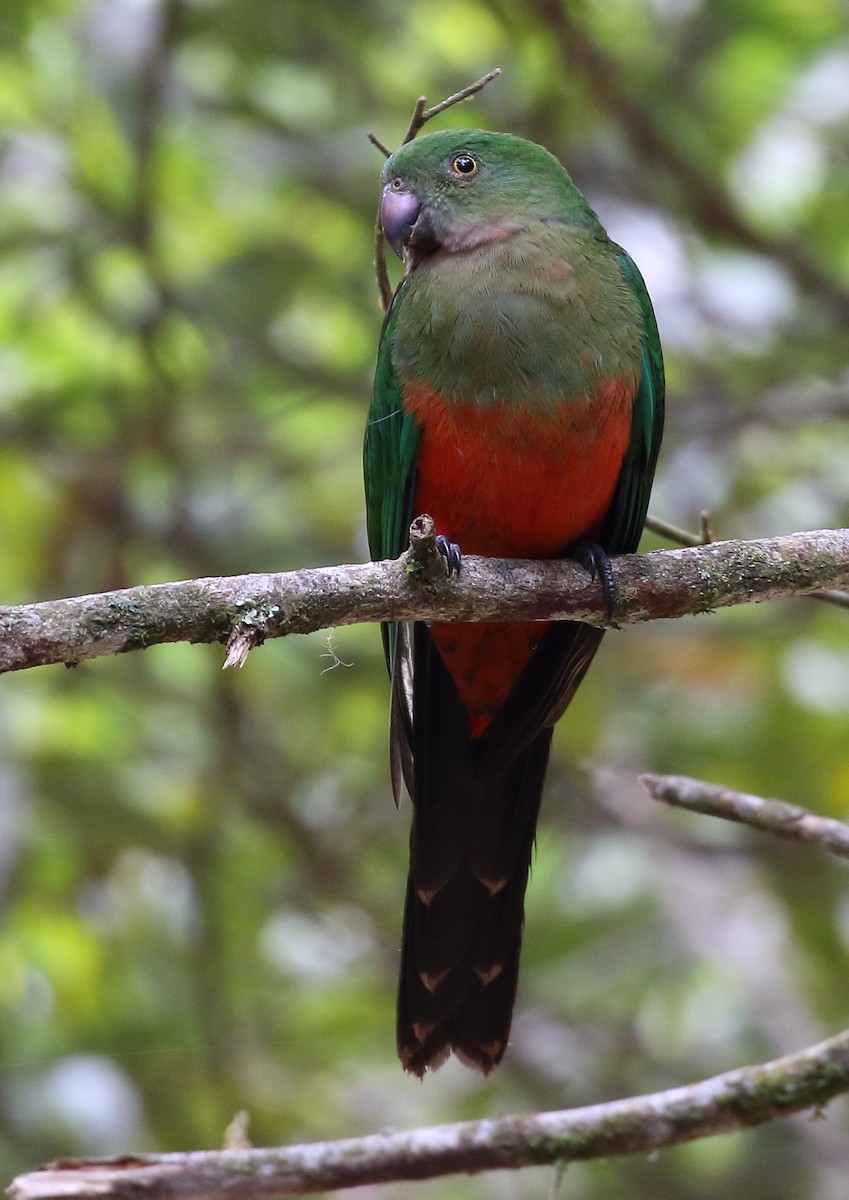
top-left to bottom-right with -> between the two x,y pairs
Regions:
10,1022 -> 849,1198
0,527 -> 846,676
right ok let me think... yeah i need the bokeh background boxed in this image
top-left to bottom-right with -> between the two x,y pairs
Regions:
1,1 -> 849,1196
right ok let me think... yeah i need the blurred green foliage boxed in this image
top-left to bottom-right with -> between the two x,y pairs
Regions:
0,0 -> 848,1196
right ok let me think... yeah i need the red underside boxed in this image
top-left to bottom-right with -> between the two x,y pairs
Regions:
405,380 -> 634,736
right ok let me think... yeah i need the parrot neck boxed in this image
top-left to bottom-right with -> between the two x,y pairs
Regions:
406,215 -> 526,262
392,224 -> 642,411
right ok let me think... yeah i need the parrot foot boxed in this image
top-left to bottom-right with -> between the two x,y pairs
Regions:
435,534 -> 462,576
568,541 -> 616,622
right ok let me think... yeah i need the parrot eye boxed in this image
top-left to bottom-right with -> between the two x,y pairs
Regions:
389,177 -> 404,190
450,153 -> 479,177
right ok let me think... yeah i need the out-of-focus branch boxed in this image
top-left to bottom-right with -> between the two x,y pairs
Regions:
130,0 -> 181,257
0,526 -> 847,675
644,511 -> 713,548
523,0 -> 849,320
809,589 -> 849,611
10,1022 -> 849,1197
643,773 -> 849,860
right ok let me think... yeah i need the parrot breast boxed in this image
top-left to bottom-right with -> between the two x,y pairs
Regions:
405,378 -> 635,734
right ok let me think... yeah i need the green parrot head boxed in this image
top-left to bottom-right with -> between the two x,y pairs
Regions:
379,129 -> 601,260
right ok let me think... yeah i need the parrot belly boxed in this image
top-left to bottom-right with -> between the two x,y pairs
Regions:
405,379 -> 634,736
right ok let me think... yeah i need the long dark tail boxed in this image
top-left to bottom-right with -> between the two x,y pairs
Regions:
395,626 -> 554,1076
393,618 -> 605,1075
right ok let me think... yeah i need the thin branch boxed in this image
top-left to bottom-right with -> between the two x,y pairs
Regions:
0,527 -> 847,675
644,512 -> 711,548
401,68 -> 502,144
373,220 -> 393,312
366,131 -> 391,158
810,589 -> 849,612
400,95 -> 428,146
10,1023 -> 849,1197
643,773 -> 849,860
370,69 -> 502,312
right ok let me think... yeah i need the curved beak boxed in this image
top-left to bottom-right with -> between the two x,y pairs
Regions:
379,186 -> 438,259
379,186 -> 421,259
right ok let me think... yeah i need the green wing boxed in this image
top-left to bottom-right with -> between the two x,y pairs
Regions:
364,282 -> 421,670
601,249 -> 666,554
478,247 -> 665,773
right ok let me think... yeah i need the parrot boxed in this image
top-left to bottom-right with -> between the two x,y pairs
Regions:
363,129 -> 664,1077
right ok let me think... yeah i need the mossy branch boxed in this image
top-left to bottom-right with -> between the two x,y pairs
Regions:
0,526 -> 846,675
10,1023 -> 849,1197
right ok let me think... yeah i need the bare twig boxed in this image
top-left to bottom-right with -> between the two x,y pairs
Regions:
643,773 -> 849,860
373,221 -> 393,312
370,69 -> 502,312
810,589 -> 849,611
10,1023 -> 849,1197
400,95 -> 428,146
0,528 -> 847,676
644,512 -> 711,548
401,68 -> 502,144
366,131 -> 391,158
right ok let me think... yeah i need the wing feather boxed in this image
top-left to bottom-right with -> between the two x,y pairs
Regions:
477,246 -> 665,776
364,283 -> 422,799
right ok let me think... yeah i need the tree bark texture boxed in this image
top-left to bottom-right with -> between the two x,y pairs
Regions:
0,528 -> 846,675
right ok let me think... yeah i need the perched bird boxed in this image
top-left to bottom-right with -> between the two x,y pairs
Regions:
364,129 -> 664,1076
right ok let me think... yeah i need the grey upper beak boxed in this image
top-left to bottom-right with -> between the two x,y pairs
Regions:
379,186 -> 422,259
379,185 -> 440,259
